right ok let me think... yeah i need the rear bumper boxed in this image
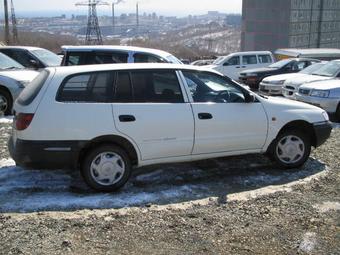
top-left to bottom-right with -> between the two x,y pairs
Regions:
313,121 -> 333,147
8,137 -> 84,169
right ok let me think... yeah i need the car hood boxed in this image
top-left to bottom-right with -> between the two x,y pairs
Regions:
263,73 -> 307,82
0,70 -> 40,82
299,79 -> 340,90
263,95 -> 321,110
284,74 -> 331,86
241,67 -> 276,74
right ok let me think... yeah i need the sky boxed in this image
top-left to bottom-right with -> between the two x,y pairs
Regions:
8,0 -> 242,17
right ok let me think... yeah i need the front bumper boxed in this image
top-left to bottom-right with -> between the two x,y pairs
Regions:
259,83 -> 283,95
239,76 -> 260,89
296,94 -> 339,114
313,121 -> 333,147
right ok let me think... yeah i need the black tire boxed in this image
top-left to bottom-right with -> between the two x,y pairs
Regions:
0,88 -> 13,116
268,129 -> 311,169
81,144 -> 132,192
335,103 -> 340,123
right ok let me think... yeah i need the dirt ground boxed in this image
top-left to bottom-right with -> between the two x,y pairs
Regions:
0,118 -> 339,255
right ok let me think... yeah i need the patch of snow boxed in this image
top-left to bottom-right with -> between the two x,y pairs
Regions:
299,232 -> 317,253
314,201 -> 340,213
332,122 -> 340,129
135,169 -> 164,182
0,116 -> 13,124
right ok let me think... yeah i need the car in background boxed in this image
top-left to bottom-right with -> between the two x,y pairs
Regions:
239,58 -> 320,90
207,51 -> 274,80
191,59 -> 214,66
259,62 -> 326,96
296,79 -> 340,121
0,52 -> 39,115
0,46 -> 61,70
283,60 -> 340,99
61,45 -> 183,66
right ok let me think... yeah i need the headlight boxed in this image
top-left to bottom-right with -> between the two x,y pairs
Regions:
17,80 -> 30,88
269,80 -> 285,85
322,111 -> 329,121
310,89 -> 330,98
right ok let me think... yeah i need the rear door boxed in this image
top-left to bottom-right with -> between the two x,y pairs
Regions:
112,69 -> 194,161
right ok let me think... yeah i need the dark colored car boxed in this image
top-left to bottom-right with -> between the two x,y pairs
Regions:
0,46 -> 61,70
239,58 -> 320,90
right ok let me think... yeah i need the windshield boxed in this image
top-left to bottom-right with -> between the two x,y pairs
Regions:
0,52 -> 24,70
213,56 -> 226,65
166,55 -> 183,64
299,63 -> 325,74
311,61 -> 340,77
268,59 -> 292,68
31,49 -> 61,67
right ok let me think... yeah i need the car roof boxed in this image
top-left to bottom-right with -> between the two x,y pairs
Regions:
0,46 -> 45,51
48,63 -> 218,75
61,45 -> 174,58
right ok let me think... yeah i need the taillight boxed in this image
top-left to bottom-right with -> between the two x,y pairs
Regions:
15,113 -> 34,131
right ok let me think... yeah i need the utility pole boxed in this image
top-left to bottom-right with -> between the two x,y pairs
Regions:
3,0 -> 10,45
136,2 -> 139,33
76,0 -> 109,45
10,0 -> 18,44
112,3 -> 115,34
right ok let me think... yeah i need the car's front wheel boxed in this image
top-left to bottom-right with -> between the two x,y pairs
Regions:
81,144 -> 132,192
0,88 -> 12,116
269,130 -> 311,168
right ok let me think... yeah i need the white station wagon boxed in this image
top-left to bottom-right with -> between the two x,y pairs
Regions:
9,64 -> 332,191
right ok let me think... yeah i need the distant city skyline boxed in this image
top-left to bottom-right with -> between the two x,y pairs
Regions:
2,0 -> 242,17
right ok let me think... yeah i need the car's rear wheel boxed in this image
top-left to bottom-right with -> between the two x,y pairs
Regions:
0,88 -> 12,116
269,129 -> 311,168
335,103 -> 340,122
81,144 -> 132,192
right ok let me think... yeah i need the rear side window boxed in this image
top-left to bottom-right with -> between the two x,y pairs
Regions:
258,54 -> 272,63
114,70 -> 184,103
17,70 -> 49,105
242,55 -> 257,65
88,51 -> 129,64
57,71 -> 114,102
133,53 -> 167,63
64,52 -> 83,66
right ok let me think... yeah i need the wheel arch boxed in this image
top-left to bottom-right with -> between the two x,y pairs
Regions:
0,85 -> 13,101
77,135 -> 140,168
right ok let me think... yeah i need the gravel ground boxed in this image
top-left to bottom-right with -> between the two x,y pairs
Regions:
0,117 -> 339,255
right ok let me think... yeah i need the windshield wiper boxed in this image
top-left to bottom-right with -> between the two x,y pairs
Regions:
2,66 -> 21,70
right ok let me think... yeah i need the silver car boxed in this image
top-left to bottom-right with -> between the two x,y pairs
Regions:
296,79 -> 340,121
0,53 -> 39,115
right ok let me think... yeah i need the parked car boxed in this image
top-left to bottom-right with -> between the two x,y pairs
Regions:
296,79 -> 340,121
191,59 -> 214,66
61,45 -> 183,66
9,63 -> 332,191
283,60 -> 340,98
259,62 -> 327,96
239,58 -> 320,90
207,51 -> 275,80
0,46 -> 61,69
275,48 -> 340,61
0,52 -> 39,115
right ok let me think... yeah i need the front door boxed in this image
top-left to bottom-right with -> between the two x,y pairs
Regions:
181,70 -> 268,154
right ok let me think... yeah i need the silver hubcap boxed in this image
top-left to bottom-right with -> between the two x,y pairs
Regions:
276,135 -> 305,164
90,152 -> 125,186
0,95 -> 8,112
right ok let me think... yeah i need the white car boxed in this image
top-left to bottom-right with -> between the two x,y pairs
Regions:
9,64 -> 332,191
296,79 -> 340,121
259,62 -> 326,96
283,60 -> 340,98
0,53 -> 39,115
207,51 -> 274,80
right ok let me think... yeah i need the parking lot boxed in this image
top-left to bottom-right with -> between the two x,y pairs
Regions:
0,116 -> 339,254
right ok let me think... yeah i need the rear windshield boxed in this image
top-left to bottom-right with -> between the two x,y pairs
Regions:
17,70 -> 49,105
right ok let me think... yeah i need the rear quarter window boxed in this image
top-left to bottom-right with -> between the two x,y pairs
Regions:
17,70 -> 49,106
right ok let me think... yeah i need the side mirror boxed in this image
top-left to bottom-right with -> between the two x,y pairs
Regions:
245,93 -> 256,103
29,59 -> 40,69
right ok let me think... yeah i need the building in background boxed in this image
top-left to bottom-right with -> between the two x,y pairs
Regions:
241,0 -> 340,51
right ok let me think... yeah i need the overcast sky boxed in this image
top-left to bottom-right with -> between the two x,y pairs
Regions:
8,0 -> 242,17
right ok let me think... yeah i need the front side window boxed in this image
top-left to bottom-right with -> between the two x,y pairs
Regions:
242,55 -> 257,65
258,54 -> 272,63
133,53 -> 167,63
57,71 -> 114,102
182,71 -> 246,103
64,52 -> 83,66
1,49 -> 40,68
224,56 -> 240,66
295,61 -> 308,71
